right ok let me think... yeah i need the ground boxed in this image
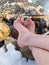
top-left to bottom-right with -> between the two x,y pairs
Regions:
0,43 -> 36,65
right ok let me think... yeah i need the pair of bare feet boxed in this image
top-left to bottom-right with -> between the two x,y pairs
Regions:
13,16 -> 35,47
13,16 -> 49,65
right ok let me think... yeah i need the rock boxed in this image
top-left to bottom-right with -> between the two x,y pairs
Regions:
20,46 -> 34,60
16,2 -> 26,14
11,28 -> 19,39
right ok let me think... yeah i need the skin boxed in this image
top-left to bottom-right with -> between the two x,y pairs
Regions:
13,16 -> 49,65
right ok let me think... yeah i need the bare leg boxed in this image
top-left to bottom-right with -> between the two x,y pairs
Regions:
24,18 -> 49,65
13,17 -> 49,65
30,47 -> 49,65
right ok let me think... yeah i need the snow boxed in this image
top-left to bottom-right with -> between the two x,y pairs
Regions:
0,43 -> 36,65
28,0 -> 32,3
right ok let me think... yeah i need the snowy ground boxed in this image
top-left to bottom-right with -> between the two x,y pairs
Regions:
0,43 -> 36,65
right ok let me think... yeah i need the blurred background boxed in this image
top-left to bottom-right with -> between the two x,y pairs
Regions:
0,0 -> 49,10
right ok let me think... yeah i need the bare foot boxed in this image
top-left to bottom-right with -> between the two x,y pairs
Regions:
15,17 -> 49,65
13,16 -> 31,47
